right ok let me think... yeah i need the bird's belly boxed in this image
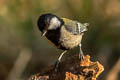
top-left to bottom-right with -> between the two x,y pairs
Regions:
60,35 -> 82,50
60,27 -> 83,50
45,27 -> 83,50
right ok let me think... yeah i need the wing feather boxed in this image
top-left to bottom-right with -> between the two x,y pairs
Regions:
62,18 -> 89,35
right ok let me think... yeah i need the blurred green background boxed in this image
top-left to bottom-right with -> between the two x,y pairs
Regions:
0,0 -> 120,80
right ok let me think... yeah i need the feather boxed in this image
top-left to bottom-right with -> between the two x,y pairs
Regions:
62,18 -> 89,35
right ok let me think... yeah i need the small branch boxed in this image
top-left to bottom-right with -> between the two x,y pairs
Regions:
27,55 -> 104,80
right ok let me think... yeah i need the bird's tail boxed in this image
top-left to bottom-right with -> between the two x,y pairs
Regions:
80,23 -> 89,33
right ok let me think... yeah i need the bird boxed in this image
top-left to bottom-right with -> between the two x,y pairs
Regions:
37,13 -> 89,71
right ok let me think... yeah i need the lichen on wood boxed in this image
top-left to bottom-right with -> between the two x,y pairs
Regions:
27,55 -> 104,80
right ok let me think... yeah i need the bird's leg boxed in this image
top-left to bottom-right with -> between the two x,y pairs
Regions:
55,50 -> 67,72
79,44 -> 84,61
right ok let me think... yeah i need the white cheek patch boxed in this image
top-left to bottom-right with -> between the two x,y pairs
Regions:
48,17 -> 61,29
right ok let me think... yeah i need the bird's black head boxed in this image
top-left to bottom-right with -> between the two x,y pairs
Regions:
37,13 -> 64,37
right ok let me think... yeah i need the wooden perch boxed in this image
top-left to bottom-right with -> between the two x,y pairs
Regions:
27,55 -> 104,80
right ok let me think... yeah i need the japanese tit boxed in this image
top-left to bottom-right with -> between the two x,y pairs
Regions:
37,13 -> 89,71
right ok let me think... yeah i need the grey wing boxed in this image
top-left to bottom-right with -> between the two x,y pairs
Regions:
64,20 -> 89,35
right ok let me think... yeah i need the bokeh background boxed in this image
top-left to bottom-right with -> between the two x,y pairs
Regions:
0,0 -> 120,80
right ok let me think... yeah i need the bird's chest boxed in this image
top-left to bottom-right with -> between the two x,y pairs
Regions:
46,29 -> 61,48
59,27 -> 83,49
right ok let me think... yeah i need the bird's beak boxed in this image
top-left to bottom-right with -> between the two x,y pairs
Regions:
41,30 -> 47,37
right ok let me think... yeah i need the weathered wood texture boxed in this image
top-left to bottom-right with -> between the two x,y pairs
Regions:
27,55 -> 104,80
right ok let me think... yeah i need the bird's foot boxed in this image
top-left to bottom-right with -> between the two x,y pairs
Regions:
79,53 -> 85,62
54,60 -> 60,72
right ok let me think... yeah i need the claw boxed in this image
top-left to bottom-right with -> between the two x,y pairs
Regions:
54,60 -> 60,72
54,50 -> 67,72
79,53 -> 84,61
79,44 -> 84,61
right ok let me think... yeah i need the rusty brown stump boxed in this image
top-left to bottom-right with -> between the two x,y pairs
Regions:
27,55 -> 104,80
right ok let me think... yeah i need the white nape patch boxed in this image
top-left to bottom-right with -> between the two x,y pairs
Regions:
48,17 -> 61,30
